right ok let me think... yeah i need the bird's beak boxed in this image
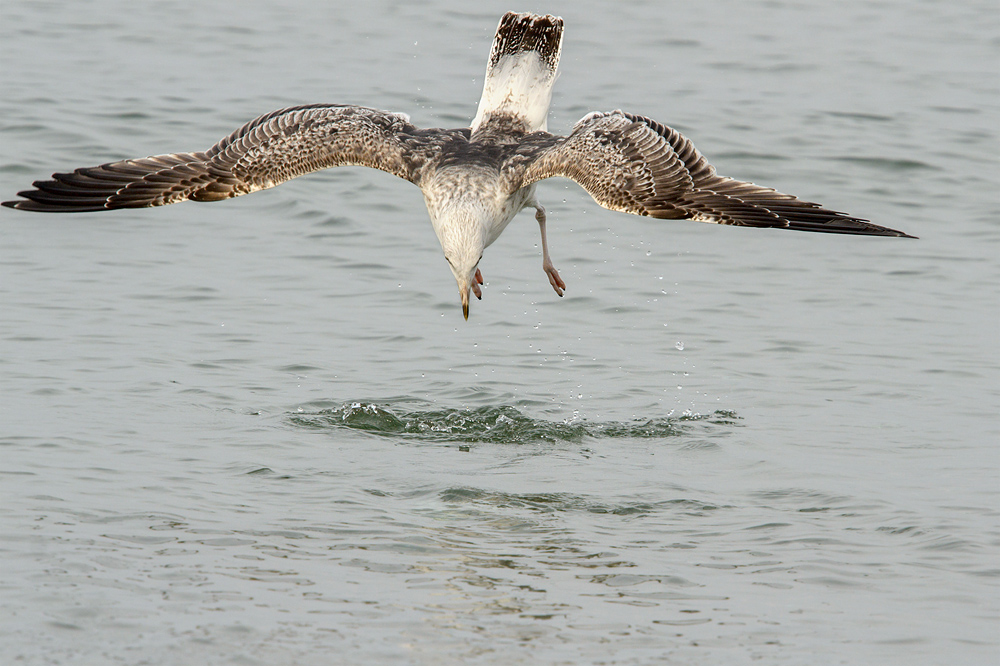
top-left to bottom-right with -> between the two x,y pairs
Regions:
460,285 -> 470,320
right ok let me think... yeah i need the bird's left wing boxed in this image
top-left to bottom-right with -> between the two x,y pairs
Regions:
520,110 -> 913,237
4,105 -> 434,213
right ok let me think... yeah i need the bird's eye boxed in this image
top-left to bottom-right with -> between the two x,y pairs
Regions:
445,256 -> 455,268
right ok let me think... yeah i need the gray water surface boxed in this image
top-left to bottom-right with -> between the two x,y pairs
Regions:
2,1 -> 998,664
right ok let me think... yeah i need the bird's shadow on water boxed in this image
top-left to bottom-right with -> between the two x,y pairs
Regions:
286,401 -> 741,446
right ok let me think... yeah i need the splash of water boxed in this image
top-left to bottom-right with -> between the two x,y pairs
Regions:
289,402 -> 740,444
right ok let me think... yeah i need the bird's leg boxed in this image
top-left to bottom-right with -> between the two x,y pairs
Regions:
534,203 -> 566,296
472,268 -> 483,300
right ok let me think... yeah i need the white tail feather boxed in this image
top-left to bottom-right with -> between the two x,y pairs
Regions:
473,53 -> 557,133
471,13 -> 563,135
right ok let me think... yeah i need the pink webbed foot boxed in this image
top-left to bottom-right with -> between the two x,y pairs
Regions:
472,268 -> 483,300
543,261 -> 566,297
533,202 -> 566,297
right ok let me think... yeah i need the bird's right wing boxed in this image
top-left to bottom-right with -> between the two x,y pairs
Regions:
520,110 -> 914,237
4,105 -> 435,213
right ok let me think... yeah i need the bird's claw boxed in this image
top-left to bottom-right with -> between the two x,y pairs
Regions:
472,268 -> 483,299
544,262 -> 566,297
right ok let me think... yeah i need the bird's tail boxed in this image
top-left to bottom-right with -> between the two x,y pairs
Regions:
471,12 -> 563,136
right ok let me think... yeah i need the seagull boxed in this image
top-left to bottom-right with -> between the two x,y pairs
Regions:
3,12 -> 913,319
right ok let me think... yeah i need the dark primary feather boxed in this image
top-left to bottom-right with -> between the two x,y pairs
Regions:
2,105 -> 432,213
520,111 -> 915,237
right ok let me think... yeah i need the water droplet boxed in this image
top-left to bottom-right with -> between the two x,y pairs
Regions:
675,341 -> 684,351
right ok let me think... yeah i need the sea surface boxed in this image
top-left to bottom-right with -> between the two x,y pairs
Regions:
1,1 -> 998,664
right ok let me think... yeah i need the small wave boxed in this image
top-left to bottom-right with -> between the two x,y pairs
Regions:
824,110 -> 896,123
434,487 -> 722,517
289,402 -> 739,444
831,156 -> 935,171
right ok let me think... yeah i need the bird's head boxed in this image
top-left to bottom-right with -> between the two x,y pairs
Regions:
431,208 -> 488,320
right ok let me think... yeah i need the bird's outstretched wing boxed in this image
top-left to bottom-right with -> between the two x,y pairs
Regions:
521,110 -> 914,237
3,105 -> 433,213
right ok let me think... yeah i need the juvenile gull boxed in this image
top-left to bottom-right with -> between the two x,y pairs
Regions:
3,12 -> 914,319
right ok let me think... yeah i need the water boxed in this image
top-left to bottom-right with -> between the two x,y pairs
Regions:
1,1 -> 998,664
